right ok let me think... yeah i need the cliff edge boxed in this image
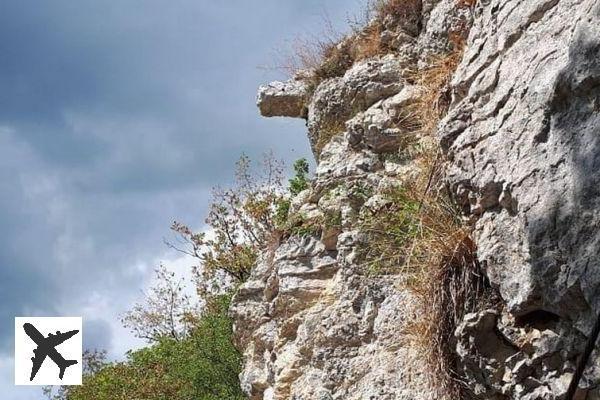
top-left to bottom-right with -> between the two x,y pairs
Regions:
232,0 -> 600,399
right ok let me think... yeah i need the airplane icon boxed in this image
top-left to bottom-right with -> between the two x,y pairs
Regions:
23,323 -> 79,381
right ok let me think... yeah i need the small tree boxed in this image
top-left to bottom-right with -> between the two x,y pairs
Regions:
168,153 -> 286,288
53,296 -> 243,400
121,265 -> 198,342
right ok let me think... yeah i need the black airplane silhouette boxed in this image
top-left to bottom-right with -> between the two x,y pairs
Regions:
23,323 -> 79,381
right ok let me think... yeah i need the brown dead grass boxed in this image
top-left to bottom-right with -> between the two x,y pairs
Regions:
276,0 -> 423,88
412,49 -> 463,131
360,41 -> 498,398
352,24 -> 384,61
371,0 -> 422,22
456,0 -> 478,8
277,26 -> 343,80
399,153 -> 495,399
402,50 -> 471,399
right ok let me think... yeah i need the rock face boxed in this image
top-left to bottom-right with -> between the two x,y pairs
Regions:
235,0 -> 600,399
257,79 -> 309,119
440,0 -> 600,397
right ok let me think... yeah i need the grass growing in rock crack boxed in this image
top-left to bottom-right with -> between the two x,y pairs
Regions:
277,0 -> 423,89
358,42 -> 498,398
360,186 -> 421,275
314,119 -> 346,157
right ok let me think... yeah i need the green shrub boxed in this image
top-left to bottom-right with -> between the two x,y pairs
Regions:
273,158 -> 312,230
286,213 -> 323,237
289,158 -> 310,196
170,154 -> 286,285
349,182 -> 374,203
321,208 -> 342,230
55,296 -> 243,400
359,186 -> 421,274
274,198 -> 291,228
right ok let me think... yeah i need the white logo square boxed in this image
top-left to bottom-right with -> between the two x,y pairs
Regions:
14,317 -> 82,386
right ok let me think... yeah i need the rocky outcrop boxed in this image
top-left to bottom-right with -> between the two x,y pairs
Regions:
440,0 -> 600,397
346,85 -> 424,153
234,0 -> 600,399
257,79 -> 309,118
233,2 -> 470,399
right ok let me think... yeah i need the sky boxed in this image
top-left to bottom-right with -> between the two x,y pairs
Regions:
0,1 -> 365,398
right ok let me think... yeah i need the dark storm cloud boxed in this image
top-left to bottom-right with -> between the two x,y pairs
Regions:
0,1 -> 364,398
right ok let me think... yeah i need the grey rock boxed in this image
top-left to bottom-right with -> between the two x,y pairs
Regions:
257,79 -> 309,118
345,85 -> 424,153
306,55 -> 408,155
441,0 -> 600,337
440,2 -> 600,396
234,0 -> 600,398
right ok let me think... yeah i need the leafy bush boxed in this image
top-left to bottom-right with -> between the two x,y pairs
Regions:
50,296 -> 243,400
170,154 -> 314,290
274,198 -> 291,227
169,153 -> 286,286
288,158 -> 310,196
274,158 -> 312,228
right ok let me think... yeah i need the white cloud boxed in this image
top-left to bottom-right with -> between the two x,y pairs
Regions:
0,1 -> 363,396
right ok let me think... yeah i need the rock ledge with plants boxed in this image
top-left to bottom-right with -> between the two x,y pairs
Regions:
232,0 -> 600,399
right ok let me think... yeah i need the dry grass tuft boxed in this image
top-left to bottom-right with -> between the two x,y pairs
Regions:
410,233 -> 496,398
371,0 -> 422,22
276,26 -> 343,80
312,41 -> 355,84
275,0 -> 424,88
352,24 -> 384,61
411,49 -> 463,134
402,50 -> 472,398
360,142 -> 494,398
359,41 -> 497,398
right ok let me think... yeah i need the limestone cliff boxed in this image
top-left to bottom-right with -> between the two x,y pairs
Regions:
231,1 -> 600,399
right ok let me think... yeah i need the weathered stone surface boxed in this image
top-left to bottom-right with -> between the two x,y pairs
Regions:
454,309 -> 584,398
236,0 -> 600,398
257,79 -> 309,118
306,55 -> 407,155
346,85 -> 423,153
439,0 -> 600,396
417,0 -> 473,64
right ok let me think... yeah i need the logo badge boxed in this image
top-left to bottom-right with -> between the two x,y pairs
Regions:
15,317 -> 82,385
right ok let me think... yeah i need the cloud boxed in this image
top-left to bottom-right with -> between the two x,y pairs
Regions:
82,319 -> 113,354
0,357 -> 40,400
0,0 -> 364,397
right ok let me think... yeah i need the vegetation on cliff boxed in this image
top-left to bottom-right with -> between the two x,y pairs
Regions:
45,295 -> 243,400
44,153 -> 313,400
